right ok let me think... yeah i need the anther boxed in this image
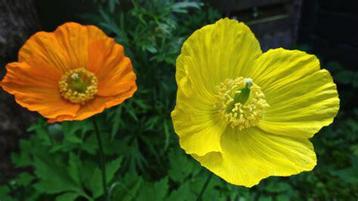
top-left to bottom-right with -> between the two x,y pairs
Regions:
58,68 -> 98,104
215,77 -> 269,130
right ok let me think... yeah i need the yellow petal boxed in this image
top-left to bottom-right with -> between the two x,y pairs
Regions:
252,48 -> 319,91
171,89 -> 225,156
193,128 -> 316,187
252,48 -> 339,138
172,18 -> 262,156
176,18 -> 262,97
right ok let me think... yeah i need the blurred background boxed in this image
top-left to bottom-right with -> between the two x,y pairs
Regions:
0,0 -> 357,200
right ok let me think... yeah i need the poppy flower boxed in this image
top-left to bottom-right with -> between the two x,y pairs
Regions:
1,22 -> 137,122
171,18 -> 339,187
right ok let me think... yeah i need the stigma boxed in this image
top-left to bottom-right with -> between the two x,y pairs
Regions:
215,77 -> 269,130
58,68 -> 98,104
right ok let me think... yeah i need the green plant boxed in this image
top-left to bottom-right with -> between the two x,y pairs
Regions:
1,0 -> 357,200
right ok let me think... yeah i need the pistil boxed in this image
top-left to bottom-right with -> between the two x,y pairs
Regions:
215,77 -> 269,130
58,68 -> 98,104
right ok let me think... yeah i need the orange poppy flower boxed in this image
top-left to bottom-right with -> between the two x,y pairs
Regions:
1,22 -> 137,123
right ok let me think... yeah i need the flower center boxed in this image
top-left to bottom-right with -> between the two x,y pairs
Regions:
58,68 -> 98,104
215,77 -> 269,130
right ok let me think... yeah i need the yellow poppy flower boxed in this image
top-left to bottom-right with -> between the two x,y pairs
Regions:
1,22 -> 137,122
171,18 -> 339,187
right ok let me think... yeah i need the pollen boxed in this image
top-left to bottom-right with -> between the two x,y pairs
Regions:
215,77 -> 269,130
58,68 -> 98,104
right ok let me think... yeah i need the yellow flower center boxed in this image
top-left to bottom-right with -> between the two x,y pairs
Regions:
58,68 -> 98,104
215,77 -> 269,130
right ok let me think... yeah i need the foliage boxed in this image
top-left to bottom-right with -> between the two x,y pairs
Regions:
1,0 -> 358,201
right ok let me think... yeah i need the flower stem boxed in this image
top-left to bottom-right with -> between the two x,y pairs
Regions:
92,118 -> 109,201
195,173 -> 213,201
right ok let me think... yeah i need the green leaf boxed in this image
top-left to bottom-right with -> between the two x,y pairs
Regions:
166,182 -> 195,201
334,169 -> 358,184
29,120 -> 52,146
16,172 -> 34,186
64,133 -> 83,144
81,135 -> 97,155
55,192 -> 80,201
125,103 -> 139,121
62,121 -> 91,136
168,149 -> 199,183
88,168 -> 103,198
276,195 -> 291,201
171,2 -> 203,13
162,120 -> 170,151
111,173 -> 144,201
137,178 -> 168,201
33,156 -> 81,194
106,157 -> 123,184
110,107 -> 124,138
352,145 -> 358,156
258,196 -> 273,201
333,158 -> 358,184
108,0 -> 119,13
67,153 -> 81,185
146,45 -> 158,53
0,186 -> 15,201
264,182 -> 292,193
11,140 -> 33,167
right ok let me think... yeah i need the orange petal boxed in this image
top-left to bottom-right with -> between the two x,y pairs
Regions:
1,62 -> 80,119
18,32 -> 70,74
48,85 -> 137,123
87,39 -> 137,97
4,22 -> 136,123
75,85 -> 137,120
19,22 -> 107,73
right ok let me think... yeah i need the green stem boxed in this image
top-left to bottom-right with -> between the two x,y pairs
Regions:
92,118 -> 109,201
195,173 -> 213,201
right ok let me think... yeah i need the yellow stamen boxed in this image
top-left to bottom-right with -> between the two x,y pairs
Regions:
58,68 -> 98,104
215,77 -> 269,130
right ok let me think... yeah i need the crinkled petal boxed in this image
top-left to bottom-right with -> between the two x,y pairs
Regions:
171,89 -> 225,156
252,48 -> 320,91
3,22 -> 137,123
193,128 -> 316,187
177,18 -> 262,97
172,18 -> 262,156
252,48 -> 339,138
19,22 -> 107,73
87,39 -> 137,97
1,62 -> 79,119
48,86 -> 137,123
